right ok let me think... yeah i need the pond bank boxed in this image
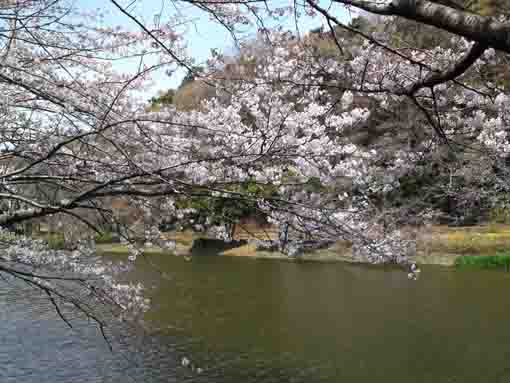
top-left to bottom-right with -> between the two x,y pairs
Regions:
220,243 -> 460,266
221,224 -> 510,267
96,225 -> 510,268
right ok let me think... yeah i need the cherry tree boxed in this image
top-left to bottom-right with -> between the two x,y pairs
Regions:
152,6 -> 509,263
1,0 -> 510,329
0,0 -> 187,331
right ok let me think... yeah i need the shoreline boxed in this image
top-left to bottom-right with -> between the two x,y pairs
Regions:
221,244 -> 460,266
96,224 -> 510,268
97,242 -> 461,267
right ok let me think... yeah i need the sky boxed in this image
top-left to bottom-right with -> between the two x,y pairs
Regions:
81,0 -> 350,99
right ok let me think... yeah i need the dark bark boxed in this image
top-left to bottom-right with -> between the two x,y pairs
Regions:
333,0 -> 510,53
404,41 -> 487,95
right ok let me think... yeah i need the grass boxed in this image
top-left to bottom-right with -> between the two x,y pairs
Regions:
224,224 -> 510,263
96,243 -> 175,256
32,232 -> 65,250
232,223 -> 278,241
33,231 -> 114,250
162,231 -> 198,247
95,231 -> 114,244
221,243 -> 258,257
97,231 -> 200,257
419,225 -> 510,256
23,224 -> 510,267
455,253 -> 510,270
104,224 -> 510,266
221,239 -> 353,261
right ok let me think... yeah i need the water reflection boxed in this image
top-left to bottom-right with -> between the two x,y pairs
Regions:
3,256 -> 510,383
0,279 -> 185,383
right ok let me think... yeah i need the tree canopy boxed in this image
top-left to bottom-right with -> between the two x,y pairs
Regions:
1,0 -> 510,326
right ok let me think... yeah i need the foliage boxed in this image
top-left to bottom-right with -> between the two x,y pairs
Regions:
45,233 -> 66,250
0,228 -> 149,329
173,80 -> 216,111
455,253 -> 510,269
170,180 -> 278,238
425,227 -> 510,255
94,231 -> 115,244
150,89 -> 176,107
151,67 -> 213,111
489,203 -> 510,224
178,66 -> 205,89
97,243 -> 175,256
469,0 -> 510,16
2,0 -> 510,325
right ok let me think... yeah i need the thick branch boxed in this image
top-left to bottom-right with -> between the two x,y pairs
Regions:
405,41 -> 487,94
0,207 -> 57,226
308,0 -> 488,96
334,0 -> 510,53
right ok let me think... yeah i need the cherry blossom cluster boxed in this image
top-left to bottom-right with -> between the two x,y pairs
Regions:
0,228 -> 149,317
2,0 -> 510,274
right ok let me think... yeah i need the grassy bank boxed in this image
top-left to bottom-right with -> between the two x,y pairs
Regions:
34,225 -> 510,267
96,243 -> 175,256
96,231 -> 199,256
455,253 -> 510,270
412,225 -> 510,266
221,225 -> 510,267
420,225 -> 510,255
221,240 -> 356,263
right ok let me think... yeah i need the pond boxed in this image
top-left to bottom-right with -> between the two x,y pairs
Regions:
2,254 -> 510,382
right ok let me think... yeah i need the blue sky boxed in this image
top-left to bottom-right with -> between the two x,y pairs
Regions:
81,0 -> 349,98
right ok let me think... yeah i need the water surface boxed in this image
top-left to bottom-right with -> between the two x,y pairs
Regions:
2,255 -> 510,382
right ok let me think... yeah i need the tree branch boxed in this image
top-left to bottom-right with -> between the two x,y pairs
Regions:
333,0 -> 510,53
404,41 -> 487,95
307,0 -> 490,98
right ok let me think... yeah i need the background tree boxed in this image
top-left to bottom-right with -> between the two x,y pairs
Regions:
2,0 -> 510,330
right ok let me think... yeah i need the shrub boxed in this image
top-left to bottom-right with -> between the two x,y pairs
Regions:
45,233 -> 65,250
455,253 -> 510,270
95,231 -> 114,244
489,204 -> 510,224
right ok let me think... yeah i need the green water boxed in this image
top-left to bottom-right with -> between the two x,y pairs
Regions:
3,254 -> 510,382
131,255 -> 510,382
